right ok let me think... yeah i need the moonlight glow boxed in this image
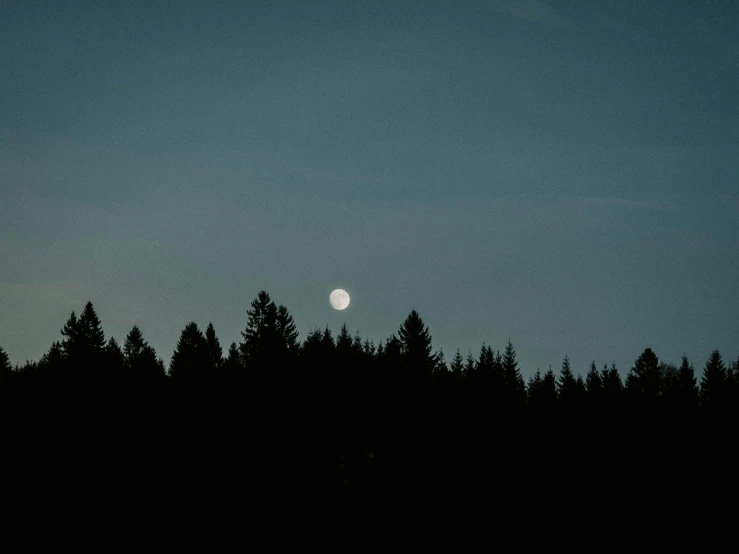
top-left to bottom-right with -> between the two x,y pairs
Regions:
329,289 -> 350,310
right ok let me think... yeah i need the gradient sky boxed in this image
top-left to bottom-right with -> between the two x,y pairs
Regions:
2,0 -> 738,376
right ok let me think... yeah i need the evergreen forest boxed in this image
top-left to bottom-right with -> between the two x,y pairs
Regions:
4,292 -> 738,551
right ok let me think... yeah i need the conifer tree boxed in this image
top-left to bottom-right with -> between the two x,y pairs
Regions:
39,341 -> 65,375
170,322 -> 210,381
586,361 -> 603,397
239,291 -> 278,370
527,370 -> 543,406
60,311 -> 81,362
729,357 -> 739,401
1,345 -> 11,386
380,335 -> 403,386
334,324 -> 354,390
124,326 -> 147,365
502,340 -> 525,404
79,301 -> 106,354
575,374 -> 586,396
674,355 -> 699,407
352,332 -> 364,355
362,338 -> 375,359
336,324 -> 353,356
105,337 -> 125,375
123,326 -> 163,381
222,342 -> 243,376
276,305 -> 299,357
626,348 -> 661,401
464,351 -> 476,381
300,329 -> 323,358
450,349 -> 464,380
541,367 -> 558,406
557,355 -> 578,404
205,323 -> 223,371
398,310 -> 436,386
321,326 -> 335,353
475,344 -> 494,386
602,361 -> 623,403
60,302 -> 105,377
433,349 -> 448,381
700,350 -> 727,408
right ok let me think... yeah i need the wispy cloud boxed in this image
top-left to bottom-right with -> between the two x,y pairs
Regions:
492,0 -> 575,30
577,196 -> 675,211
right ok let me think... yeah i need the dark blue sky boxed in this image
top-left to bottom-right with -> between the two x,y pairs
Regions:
2,0 -> 737,375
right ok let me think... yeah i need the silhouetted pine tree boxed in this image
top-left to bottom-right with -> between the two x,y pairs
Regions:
674,355 -> 699,408
601,361 -> 623,405
474,344 -> 494,387
352,332 -> 364,356
541,367 -> 558,407
205,323 -> 223,371
729,357 -> 739,403
321,326 -> 336,353
362,338 -> 375,359
659,362 -> 678,404
169,322 -> 210,382
557,355 -> 578,405
625,348 -> 661,402
79,302 -> 106,354
575,374 -> 586,397
39,341 -> 65,377
586,361 -> 603,399
464,352 -> 476,381
336,324 -> 353,357
239,291 -> 278,371
300,329 -> 323,358
1,346 -> 11,386
105,338 -> 125,376
222,342 -> 243,377
276,305 -> 299,359
527,370 -> 543,406
433,349 -> 448,383
398,310 -> 436,387
58,302 -> 106,380
60,311 -> 81,364
700,350 -> 728,408
502,340 -> 525,405
124,326 -> 164,382
379,335 -> 402,387
449,350 -> 464,382
335,324 -> 355,393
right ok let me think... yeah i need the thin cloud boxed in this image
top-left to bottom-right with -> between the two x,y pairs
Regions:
578,196 -> 675,211
492,0 -> 575,30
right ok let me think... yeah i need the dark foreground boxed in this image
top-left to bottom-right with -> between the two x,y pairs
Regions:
6,387 -> 737,553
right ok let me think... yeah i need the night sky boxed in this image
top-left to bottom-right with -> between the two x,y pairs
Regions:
2,0 -> 737,376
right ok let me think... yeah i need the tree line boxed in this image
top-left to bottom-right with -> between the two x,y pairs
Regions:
3,291 -> 737,411
4,291 -> 738,551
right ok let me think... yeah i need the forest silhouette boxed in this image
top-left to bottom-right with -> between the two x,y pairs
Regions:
4,292 -> 738,551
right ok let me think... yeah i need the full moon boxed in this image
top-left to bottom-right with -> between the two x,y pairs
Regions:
330,289 -> 350,310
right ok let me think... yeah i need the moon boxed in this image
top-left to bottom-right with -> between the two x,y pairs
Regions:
330,289 -> 350,310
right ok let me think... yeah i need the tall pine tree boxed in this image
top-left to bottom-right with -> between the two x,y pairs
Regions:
239,291 -> 278,371
625,348 -> 661,403
450,349 -> 465,382
205,323 -> 223,371
700,350 -> 727,408
169,322 -> 210,381
398,310 -> 436,387
601,361 -> 623,405
124,326 -> 163,382
502,340 -> 525,405
557,355 -> 578,404
0,346 -> 11,386
586,361 -> 603,399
